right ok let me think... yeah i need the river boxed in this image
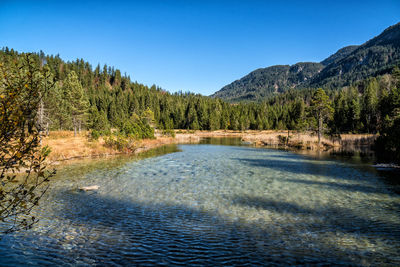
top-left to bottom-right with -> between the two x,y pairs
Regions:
1,139 -> 399,266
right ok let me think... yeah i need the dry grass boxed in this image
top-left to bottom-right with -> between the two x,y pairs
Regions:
43,131 -> 116,162
240,131 -> 377,150
43,131 -> 180,163
174,130 -> 377,150
42,130 -> 377,163
46,130 -> 78,139
239,131 -> 332,149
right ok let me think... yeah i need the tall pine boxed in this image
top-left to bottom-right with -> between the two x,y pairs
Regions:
63,71 -> 89,136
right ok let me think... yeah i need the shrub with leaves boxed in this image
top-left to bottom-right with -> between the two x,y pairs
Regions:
0,54 -> 55,234
104,134 -> 138,152
119,114 -> 155,139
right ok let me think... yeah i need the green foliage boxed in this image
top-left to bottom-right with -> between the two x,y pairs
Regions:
361,78 -> 379,133
0,54 -> 55,234
309,88 -> 334,144
119,114 -> 155,139
1,47 -> 400,162
88,107 -> 110,135
375,67 -> 400,163
89,129 -> 101,141
62,71 -> 89,135
320,45 -> 359,66
104,134 -> 137,152
213,63 -> 324,102
288,99 -> 306,131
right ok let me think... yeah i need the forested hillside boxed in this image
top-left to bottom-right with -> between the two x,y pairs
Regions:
311,22 -> 400,89
320,45 -> 359,66
1,47 -> 400,162
212,63 -> 324,102
213,22 -> 400,102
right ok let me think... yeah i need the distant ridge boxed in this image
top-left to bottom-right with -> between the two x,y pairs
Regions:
212,22 -> 400,102
212,63 -> 324,102
320,45 -> 359,66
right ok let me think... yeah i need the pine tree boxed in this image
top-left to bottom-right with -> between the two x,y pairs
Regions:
333,91 -> 348,133
88,106 -> 110,134
362,78 -> 379,133
63,71 -> 89,136
309,88 -> 334,146
376,67 -> 400,163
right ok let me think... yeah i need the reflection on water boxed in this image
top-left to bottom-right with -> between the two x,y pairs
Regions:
1,140 -> 399,266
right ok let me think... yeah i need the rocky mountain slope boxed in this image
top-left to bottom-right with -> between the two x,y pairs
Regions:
212,22 -> 400,102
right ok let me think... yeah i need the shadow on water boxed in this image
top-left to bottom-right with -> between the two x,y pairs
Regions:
232,195 -> 400,241
2,141 -> 400,266
374,169 -> 400,194
21,190 -> 396,266
281,178 -> 390,195
233,157 -> 354,181
185,142 -> 400,195
197,138 -> 400,191
233,155 -> 400,193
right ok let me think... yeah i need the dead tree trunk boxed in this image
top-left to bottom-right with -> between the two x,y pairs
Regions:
73,117 -> 77,137
318,114 -> 322,146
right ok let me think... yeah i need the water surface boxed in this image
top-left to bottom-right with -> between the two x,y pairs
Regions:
1,141 -> 399,266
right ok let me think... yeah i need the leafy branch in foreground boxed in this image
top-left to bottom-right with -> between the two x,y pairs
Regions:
0,54 -> 55,234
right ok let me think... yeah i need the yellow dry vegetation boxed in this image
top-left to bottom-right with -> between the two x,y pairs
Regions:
42,130 -> 377,163
43,131 -> 178,162
43,131 -> 117,162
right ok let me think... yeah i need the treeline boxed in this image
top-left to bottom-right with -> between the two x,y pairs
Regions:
263,73 -> 400,135
1,48 -> 399,162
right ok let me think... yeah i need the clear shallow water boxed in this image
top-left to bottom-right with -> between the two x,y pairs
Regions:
1,141 -> 400,266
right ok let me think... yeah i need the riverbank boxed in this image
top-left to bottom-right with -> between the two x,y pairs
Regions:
43,131 -> 175,163
43,130 -> 376,163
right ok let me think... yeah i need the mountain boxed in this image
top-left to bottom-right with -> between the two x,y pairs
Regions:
320,45 -> 359,66
213,22 -> 400,102
213,62 -> 324,102
310,23 -> 400,88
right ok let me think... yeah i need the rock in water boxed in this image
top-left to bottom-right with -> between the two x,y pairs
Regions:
79,185 -> 99,191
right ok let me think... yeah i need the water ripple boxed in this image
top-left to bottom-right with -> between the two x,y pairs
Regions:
1,144 -> 400,266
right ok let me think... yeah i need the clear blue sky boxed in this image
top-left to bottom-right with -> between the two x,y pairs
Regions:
1,1 -> 399,95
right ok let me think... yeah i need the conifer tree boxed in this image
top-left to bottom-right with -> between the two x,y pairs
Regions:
376,67 -> 400,163
309,88 -> 334,145
63,71 -> 89,136
362,78 -> 379,133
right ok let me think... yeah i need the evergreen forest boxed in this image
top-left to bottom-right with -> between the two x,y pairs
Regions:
1,48 -> 400,162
